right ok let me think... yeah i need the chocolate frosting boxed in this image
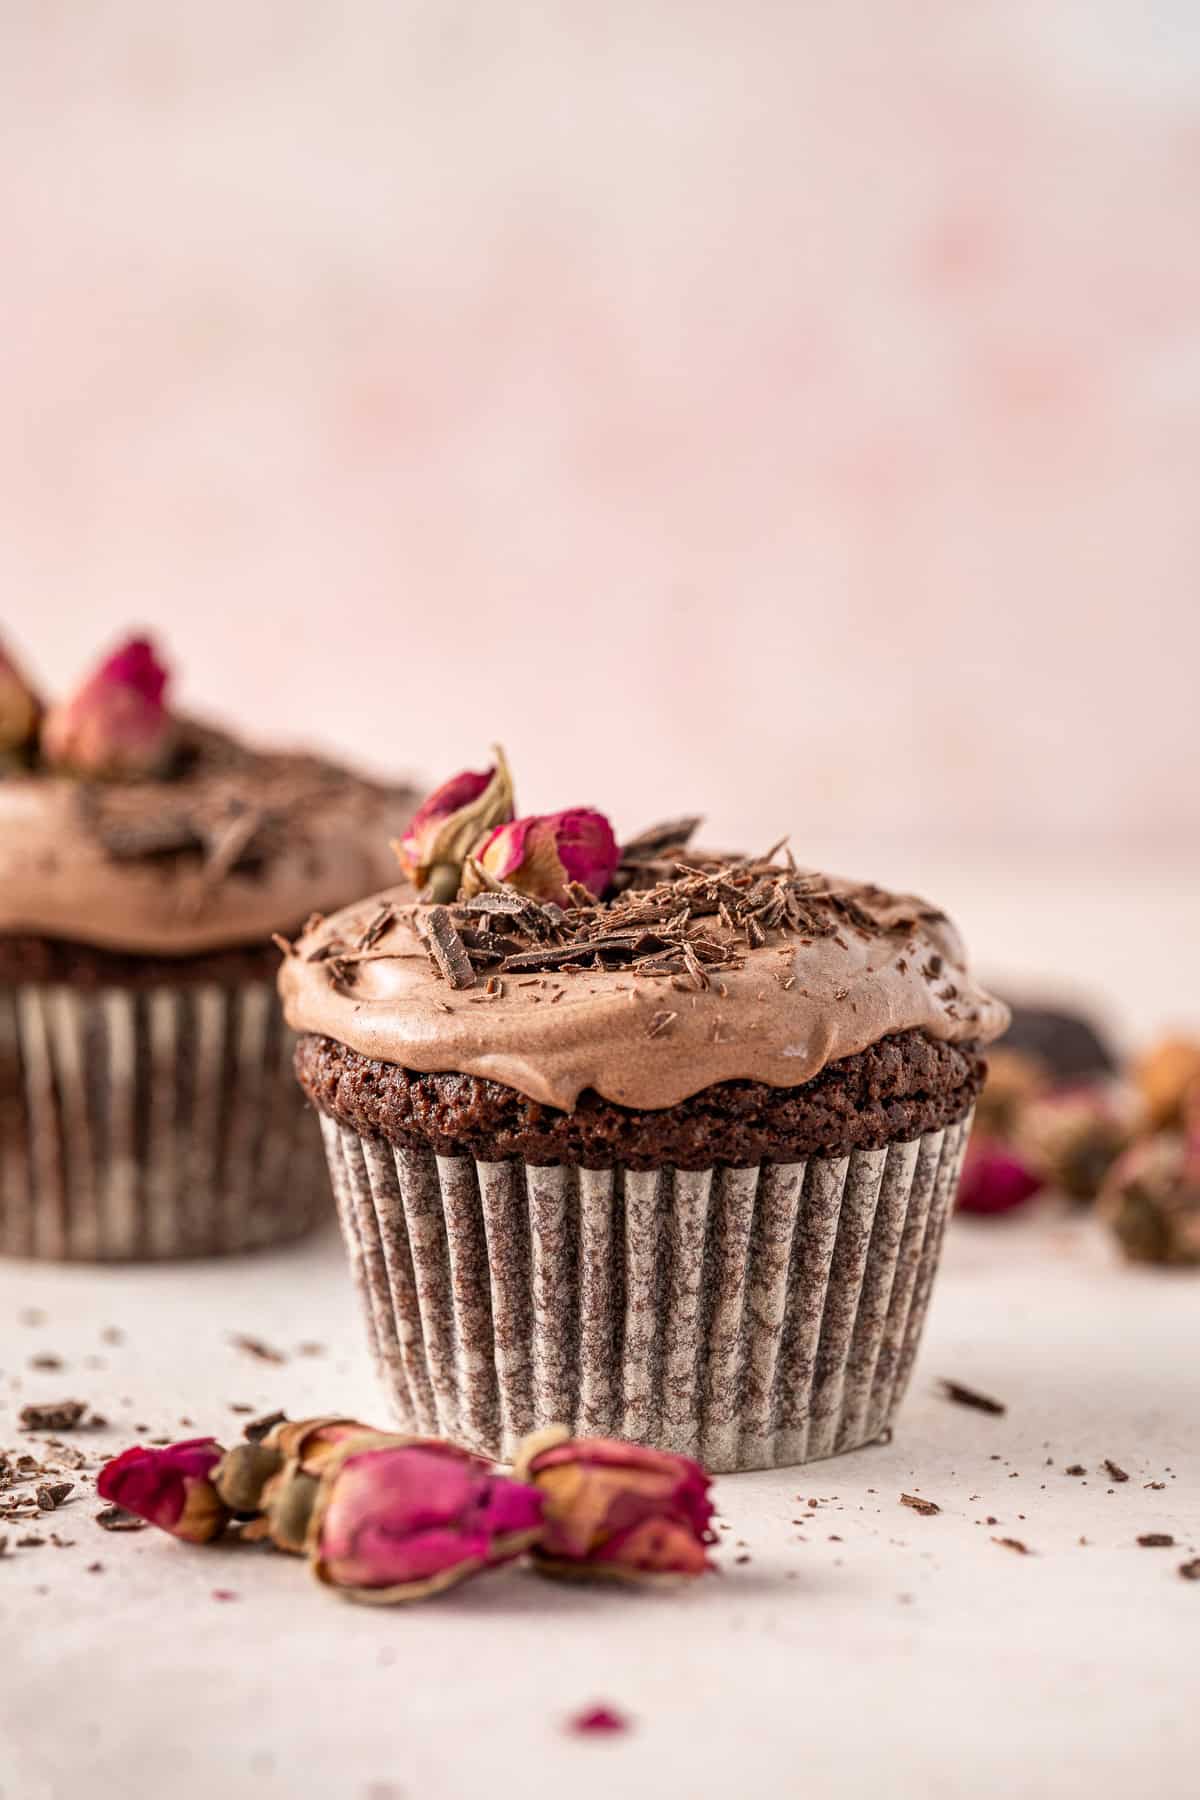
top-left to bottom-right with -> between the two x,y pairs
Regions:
0,721 -> 416,956
279,863 -> 1009,1112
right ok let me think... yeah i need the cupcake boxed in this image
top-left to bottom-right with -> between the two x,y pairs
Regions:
0,634 -> 414,1261
281,754 -> 1008,1471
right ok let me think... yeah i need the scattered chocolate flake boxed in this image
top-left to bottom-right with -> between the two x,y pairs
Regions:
0,1535 -> 7,1558
1179,1559 -> 1200,1581
48,1532 -> 75,1548
95,1506 -> 147,1533
567,1705 -> 631,1736
357,901 -> 396,951
230,1334 -> 287,1365
29,1353 -> 64,1372
19,1401 -> 86,1433
1065,1465 -> 1087,1477
620,817 -> 703,861
1103,1459 -> 1130,1484
900,1494 -> 941,1517
1145,1482 -> 1166,1491
16,1534 -> 45,1548
228,1403 -> 255,1416
416,906 -> 477,990
243,1410 -> 287,1444
36,1483 -> 73,1511
937,1378 -> 1006,1417
1137,1533 -> 1175,1548
992,1537 -> 1031,1554
86,1561 -> 104,1574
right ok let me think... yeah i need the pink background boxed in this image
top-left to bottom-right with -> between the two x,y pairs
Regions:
3,2 -> 1198,871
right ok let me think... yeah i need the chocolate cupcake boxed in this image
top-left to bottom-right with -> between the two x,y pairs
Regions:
0,635 -> 414,1261
282,760 -> 1008,1471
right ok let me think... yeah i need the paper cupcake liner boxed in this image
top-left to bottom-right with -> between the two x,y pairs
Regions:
319,1111 -> 972,1472
0,982 -> 326,1261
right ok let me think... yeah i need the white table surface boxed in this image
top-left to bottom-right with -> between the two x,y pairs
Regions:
3,859 -> 1198,1800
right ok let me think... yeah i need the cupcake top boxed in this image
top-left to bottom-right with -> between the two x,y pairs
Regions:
0,635 -> 415,957
278,754 -> 1008,1111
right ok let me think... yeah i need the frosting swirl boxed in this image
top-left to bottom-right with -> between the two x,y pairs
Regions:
0,720 -> 415,956
279,859 -> 1008,1111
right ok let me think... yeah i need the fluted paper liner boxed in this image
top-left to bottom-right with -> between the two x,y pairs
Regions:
0,983 -> 325,1261
320,1111 -> 972,1472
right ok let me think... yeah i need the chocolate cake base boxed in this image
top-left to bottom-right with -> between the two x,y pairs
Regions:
0,934 -> 282,990
295,1029 -> 983,1168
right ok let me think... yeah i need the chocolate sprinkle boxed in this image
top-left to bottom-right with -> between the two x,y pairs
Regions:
416,907 -> 477,990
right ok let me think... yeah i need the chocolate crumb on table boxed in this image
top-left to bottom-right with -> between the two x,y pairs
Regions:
1179,1560 -> 1200,1581
1103,1459 -> 1130,1483
992,1537 -> 1031,1554
18,1401 -> 88,1433
900,1494 -> 941,1517
1137,1533 -> 1175,1548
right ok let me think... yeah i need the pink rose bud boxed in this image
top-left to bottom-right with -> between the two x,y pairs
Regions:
1020,1082 -> 1132,1203
0,639 -> 42,760
395,747 -> 515,900
463,808 -> 619,907
42,635 -> 175,779
309,1435 -> 544,1603
956,1136 -> 1043,1216
97,1438 -> 230,1544
216,1415 -> 385,1553
512,1429 -> 716,1582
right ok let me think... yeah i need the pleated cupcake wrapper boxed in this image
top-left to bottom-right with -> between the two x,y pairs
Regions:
320,1111 -> 972,1473
0,982 -> 326,1261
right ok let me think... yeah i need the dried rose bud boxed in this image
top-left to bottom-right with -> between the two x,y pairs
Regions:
1099,1133 -> 1200,1267
974,1047 -> 1048,1138
1020,1083 -> 1133,1203
96,1438 -> 229,1544
395,748 -> 515,901
0,639 -> 42,763
955,1136 -> 1043,1216
1133,1038 -> 1200,1134
511,1428 -> 715,1583
462,808 -> 619,907
217,1416 -> 386,1553
308,1434 -> 544,1603
42,636 -> 175,780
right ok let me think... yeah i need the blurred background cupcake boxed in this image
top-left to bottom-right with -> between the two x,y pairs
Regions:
0,632 -> 415,1260
281,752 -> 1008,1471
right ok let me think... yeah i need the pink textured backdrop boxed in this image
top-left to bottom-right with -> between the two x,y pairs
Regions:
2,2 -> 1198,865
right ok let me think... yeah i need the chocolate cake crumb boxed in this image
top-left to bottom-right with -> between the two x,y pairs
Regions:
1103,1459 -> 1130,1484
1137,1533 -> 1175,1548
901,1494 -> 941,1517
296,1027 -> 981,1168
1065,1465 -> 1086,1477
